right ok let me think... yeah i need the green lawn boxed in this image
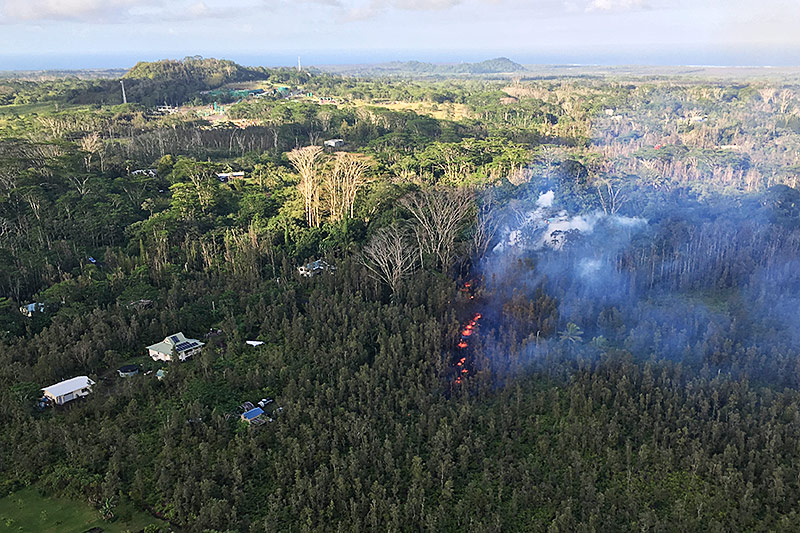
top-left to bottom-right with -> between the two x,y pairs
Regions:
0,487 -> 166,533
0,102 -> 57,116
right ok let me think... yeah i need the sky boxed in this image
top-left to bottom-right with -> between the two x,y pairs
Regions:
1,0 -> 800,69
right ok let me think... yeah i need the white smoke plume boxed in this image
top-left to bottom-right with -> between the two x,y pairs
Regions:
492,190 -> 647,254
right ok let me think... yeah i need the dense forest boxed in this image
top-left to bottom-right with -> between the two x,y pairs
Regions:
3,58 -> 800,531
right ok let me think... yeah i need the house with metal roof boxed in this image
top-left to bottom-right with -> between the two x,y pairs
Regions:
146,332 -> 204,362
42,376 -> 95,406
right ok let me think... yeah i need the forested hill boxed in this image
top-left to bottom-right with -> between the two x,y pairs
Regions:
114,57 -> 273,106
2,57 -> 310,107
124,57 -> 267,87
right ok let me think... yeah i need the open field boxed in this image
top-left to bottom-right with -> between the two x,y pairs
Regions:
0,487 -> 166,533
354,99 -> 472,120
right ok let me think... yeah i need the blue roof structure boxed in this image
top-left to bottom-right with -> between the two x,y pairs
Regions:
242,407 -> 264,421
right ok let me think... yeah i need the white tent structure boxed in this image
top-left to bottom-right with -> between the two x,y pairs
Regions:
42,376 -> 95,405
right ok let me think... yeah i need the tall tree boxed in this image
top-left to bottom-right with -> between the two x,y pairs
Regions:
361,224 -> 417,293
326,152 -> 372,221
400,188 -> 474,272
288,146 -> 325,227
79,132 -> 103,172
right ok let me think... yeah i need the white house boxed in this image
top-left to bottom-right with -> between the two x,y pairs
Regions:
146,332 -> 204,362
42,376 -> 95,406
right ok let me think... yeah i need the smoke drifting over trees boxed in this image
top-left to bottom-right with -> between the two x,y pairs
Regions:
469,181 -> 800,390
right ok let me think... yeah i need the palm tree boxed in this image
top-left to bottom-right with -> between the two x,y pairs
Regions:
559,322 -> 584,344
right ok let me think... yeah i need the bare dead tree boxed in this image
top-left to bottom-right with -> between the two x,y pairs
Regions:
537,145 -> 565,179
595,178 -> 628,215
0,168 -> 17,195
506,166 -> 533,186
288,145 -> 325,227
186,165 -> 216,213
79,132 -> 103,172
361,225 -> 417,293
23,193 -> 42,221
67,175 -> 92,196
779,89 -> 795,114
326,152 -> 372,221
472,191 -> 501,258
400,188 -> 475,272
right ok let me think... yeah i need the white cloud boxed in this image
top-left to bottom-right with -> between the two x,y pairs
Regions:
0,0 -> 238,23
586,0 -> 646,11
339,0 -> 472,20
390,0 -> 463,9
0,0 -> 154,21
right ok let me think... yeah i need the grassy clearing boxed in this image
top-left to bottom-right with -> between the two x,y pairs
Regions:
0,102 -> 58,117
355,99 -> 472,120
0,487 -> 165,533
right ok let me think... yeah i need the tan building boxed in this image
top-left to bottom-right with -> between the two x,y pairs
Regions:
146,332 -> 204,362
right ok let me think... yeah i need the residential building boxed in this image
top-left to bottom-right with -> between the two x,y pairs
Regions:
146,332 -> 204,362
42,376 -> 95,406
298,259 -> 336,277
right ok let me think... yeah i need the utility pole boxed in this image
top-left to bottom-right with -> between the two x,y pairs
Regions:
120,79 -> 127,104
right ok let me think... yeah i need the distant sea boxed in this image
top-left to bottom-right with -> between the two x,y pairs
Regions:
1,46 -> 799,71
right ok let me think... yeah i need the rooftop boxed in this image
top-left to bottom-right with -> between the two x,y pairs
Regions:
242,407 -> 264,421
42,376 -> 95,398
147,332 -> 204,355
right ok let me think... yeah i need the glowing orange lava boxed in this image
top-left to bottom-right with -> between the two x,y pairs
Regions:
454,307 -> 484,386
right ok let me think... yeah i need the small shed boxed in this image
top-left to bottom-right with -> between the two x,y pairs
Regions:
324,139 -> 345,148
42,376 -> 95,406
117,365 -> 139,378
241,407 -> 265,424
216,171 -> 246,183
298,259 -> 335,277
